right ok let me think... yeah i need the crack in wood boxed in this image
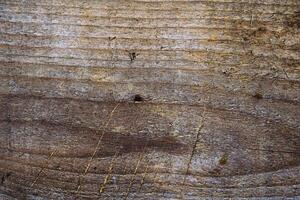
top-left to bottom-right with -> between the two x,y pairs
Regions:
181,121 -> 204,199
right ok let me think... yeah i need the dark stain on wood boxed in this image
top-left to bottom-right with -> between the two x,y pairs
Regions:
285,11 -> 300,29
109,131 -> 188,156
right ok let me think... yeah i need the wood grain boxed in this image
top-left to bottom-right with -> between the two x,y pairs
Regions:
0,0 -> 299,199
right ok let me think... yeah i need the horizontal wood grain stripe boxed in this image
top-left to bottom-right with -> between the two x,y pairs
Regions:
0,10 -> 292,30
0,162 -> 299,194
1,63 -> 299,104
2,79 -> 300,132
1,1 -> 299,12
2,171 -> 300,199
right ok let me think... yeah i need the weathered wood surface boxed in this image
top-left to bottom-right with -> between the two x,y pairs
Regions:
0,0 -> 300,199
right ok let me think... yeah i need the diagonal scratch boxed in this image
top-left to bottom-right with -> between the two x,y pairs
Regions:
150,166 -> 160,194
115,160 -> 128,194
124,152 -> 145,200
99,150 -> 119,194
181,120 -> 204,199
76,103 -> 120,194
30,149 -> 57,187
137,159 -> 150,193
183,123 -> 204,185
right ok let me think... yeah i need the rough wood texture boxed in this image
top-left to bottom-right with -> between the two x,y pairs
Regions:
0,0 -> 300,199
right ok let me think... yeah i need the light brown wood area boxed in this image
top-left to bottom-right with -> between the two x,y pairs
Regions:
0,0 -> 300,199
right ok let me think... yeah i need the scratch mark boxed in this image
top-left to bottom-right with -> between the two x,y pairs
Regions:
137,160 -> 150,193
124,152 -> 144,200
76,103 -> 120,194
181,121 -> 204,199
115,160 -> 128,194
99,151 -> 119,194
151,166 -> 160,187
31,149 -> 57,187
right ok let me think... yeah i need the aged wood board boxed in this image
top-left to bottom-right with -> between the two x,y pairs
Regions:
0,0 -> 300,199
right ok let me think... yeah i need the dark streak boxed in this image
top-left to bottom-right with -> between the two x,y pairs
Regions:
1,176 -> 4,185
253,92 -> 263,99
246,148 -> 300,155
285,11 -> 300,29
182,124 -> 203,182
1,172 -> 12,185
102,134 -> 188,156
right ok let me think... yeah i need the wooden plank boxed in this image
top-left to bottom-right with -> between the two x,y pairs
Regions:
0,0 -> 299,199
